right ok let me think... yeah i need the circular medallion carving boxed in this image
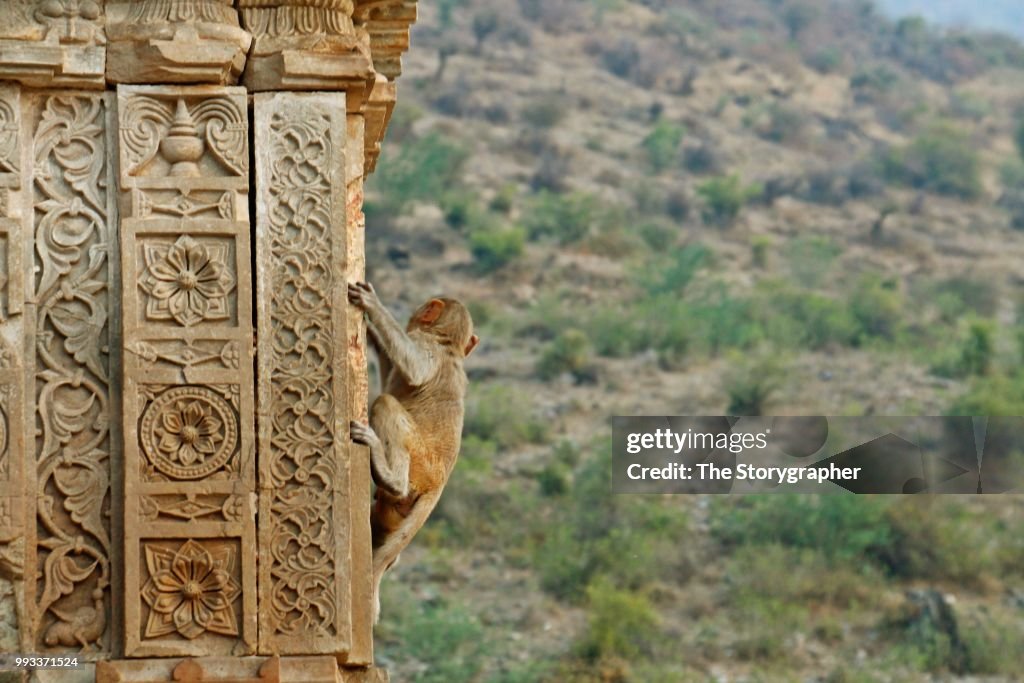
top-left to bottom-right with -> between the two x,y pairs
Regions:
140,386 -> 238,480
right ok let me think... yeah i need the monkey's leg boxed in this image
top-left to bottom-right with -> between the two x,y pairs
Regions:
352,394 -> 419,498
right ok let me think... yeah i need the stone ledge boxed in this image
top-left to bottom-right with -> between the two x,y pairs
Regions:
96,657 -> 387,683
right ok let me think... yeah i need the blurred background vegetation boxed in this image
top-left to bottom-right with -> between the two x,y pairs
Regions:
364,0 -> 1024,679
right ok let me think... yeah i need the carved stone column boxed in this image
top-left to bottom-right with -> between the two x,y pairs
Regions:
0,2 -> 418,680
117,86 -> 257,658
26,89 -> 121,659
253,91 -> 358,657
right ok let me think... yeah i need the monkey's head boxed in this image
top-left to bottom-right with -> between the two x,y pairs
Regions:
408,297 -> 480,357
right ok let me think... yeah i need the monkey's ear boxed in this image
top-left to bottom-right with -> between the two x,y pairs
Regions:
465,334 -> 480,357
418,299 -> 446,324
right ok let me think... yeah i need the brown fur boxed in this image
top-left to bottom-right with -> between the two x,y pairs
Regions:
348,284 -> 478,621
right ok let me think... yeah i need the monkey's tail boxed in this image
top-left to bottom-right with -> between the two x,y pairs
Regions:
371,489 -> 444,624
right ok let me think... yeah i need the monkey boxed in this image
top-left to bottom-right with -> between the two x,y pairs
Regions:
347,281 -> 479,622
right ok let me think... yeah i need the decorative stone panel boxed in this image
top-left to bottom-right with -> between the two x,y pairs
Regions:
23,89 -> 121,657
254,91 -> 361,657
117,85 -> 256,658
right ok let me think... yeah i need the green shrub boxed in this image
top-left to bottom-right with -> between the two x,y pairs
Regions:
807,46 -> 843,73
876,500 -> 1002,583
537,329 -> 595,381
465,384 -> 548,448
750,235 -> 771,269
489,183 -> 517,214
710,495 -> 894,563
522,191 -> 600,243
440,190 -> 480,231
948,372 -> 1024,416
372,132 -> 469,210
722,349 -> 785,415
379,592 -> 486,683
642,120 -> 685,172
537,448 -> 689,601
538,461 -> 570,497
697,174 -> 762,225
522,94 -> 567,128
882,124 -> 982,199
469,224 -> 525,271
756,103 -> 808,144
958,319 -> 995,376
782,2 -> 818,39
637,219 -> 676,252
758,283 -> 858,350
577,578 -> 659,661
638,243 -> 709,295
849,274 -> 903,342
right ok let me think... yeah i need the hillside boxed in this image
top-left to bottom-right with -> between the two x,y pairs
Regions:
364,1 -> 1024,680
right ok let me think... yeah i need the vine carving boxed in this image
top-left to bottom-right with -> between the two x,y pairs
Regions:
32,95 -> 113,653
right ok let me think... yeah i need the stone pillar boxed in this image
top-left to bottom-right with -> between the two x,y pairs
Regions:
253,91 -> 357,657
117,85 -> 257,658
24,88 -> 121,659
0,1 -> 421,679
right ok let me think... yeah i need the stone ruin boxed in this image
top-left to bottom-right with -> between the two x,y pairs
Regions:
0,2 -> 419,681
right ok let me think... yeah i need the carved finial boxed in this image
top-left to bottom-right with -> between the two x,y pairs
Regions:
159,100 -> 205,177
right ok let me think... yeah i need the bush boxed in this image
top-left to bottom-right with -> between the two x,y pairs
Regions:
372,132 -> 469,210
757,283 -> 858,350
849,274 -> 903,342
638,244 -> 709,295
642,120 -> 685,172
577,578 -> 660,661
710,495 -> 894,563
958,319 -> 995,376
469,224 -> 525,271
722,349 -> 785,415
522,94 -> 567,128
882,124 -> 982,199
537,448 -> 689,601
696,174 -> 762,225
536,329 -> 595,381
465,384 -> 548,448
682,142 -> 721,174
807,46 -> 843,73
522,191 -> 600,243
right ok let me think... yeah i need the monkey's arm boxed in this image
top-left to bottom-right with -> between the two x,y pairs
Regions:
349,282 -> 436,386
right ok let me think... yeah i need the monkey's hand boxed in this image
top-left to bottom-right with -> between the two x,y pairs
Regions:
348,281 -> 381,314
350,420 -> 383,453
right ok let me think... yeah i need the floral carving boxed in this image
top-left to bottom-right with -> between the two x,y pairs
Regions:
140,386 -> 238,480
32,95 -> 112,653
156,400 -> 223,467
140,235 -> 236,327
259,100 -> 344,647
141,540 -> 240,640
